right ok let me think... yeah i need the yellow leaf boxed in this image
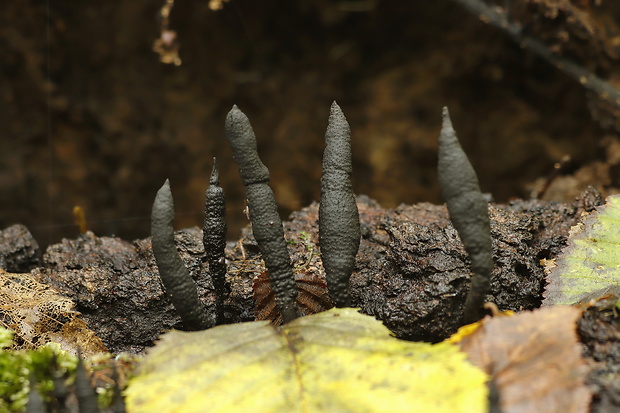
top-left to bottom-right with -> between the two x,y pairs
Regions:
543,194 -> 620,305
126,308 -> 488,413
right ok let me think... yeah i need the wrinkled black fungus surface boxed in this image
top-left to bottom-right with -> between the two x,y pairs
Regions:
319,102 -> 360,307
76,354 -> 99,413
203,158 -> 229,324
225,105 -> 297,323
438,107 -> 493,323
23,193 -> 594,354
151,180 -> 211,331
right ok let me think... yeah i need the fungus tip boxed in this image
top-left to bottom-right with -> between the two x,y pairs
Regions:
226,105 -> 243,124
326,102 -> 351,155
330,101 -> 344,118
439,109 -> 458,152
441,107 -> 454,131
155,179 -> 173,209
210,157 -> 220,185
226,105 -> 252,135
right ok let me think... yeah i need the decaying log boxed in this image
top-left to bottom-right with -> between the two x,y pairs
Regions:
3,189 -> 601,353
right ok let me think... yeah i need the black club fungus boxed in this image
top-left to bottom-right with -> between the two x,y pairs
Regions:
151,179 -> 211,331
75,351 -> 99,413
225,105 -> 298,323
203,158 -> 229,325
26,374 -> 45,413
319,101 -> 361,307
438,107 -> 493,324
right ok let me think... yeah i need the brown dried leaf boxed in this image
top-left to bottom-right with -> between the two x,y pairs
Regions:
0,269 -> 106,355
457,306 -> 591,413
253,270 -> 333,324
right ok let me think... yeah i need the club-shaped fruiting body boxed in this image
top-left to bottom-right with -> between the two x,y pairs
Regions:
319,102 -> 361,307
151,179 -> 211,330
438,107 -> 493,324
203,158 -> 229,325
51,365 -> 69,410
26,374 -> 45,413
225,105 -> 298,323
111,365 -> 126,413
75,351 -> 99,413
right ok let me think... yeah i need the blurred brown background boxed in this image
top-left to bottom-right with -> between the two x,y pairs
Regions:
1,0 -> 619,247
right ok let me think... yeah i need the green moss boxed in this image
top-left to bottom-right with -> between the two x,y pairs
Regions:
0,327 -> 77,412
0,329 -> 13,349
0,327 -> 140,412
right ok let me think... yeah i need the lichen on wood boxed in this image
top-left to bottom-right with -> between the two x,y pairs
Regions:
225,105 -> 298,323
319,101 -> 360,307
151,179 -> 211,331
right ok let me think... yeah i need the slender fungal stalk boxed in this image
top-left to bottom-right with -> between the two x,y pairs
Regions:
203,158 -> 229,325
151,179 -> 211,330
438,107 -> 493,324
319,101 -> 360,307
26,375 -> 45,413
75,350 -> 99,413
225,105 -> 298,323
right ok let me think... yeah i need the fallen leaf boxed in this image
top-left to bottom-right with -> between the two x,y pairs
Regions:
254,270 -> 333,324
456,306 -> 591,413
0,269 -> 106,355
126,308 -> 488,413
543,195 -> 620,305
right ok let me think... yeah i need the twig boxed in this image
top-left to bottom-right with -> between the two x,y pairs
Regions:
453,0 -> 620,108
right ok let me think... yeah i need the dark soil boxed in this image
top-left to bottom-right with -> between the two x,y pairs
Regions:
578,295 -> 620,413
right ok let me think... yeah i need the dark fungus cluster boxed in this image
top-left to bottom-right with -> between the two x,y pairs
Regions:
150,103 -> 493,330
24,103 -> 492,411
